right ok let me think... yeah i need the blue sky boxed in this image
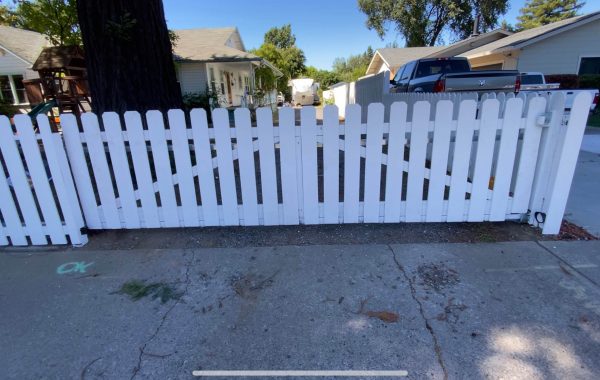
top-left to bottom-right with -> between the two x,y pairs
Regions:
162,0 -> 599,70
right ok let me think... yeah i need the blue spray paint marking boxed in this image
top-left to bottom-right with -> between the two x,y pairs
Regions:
56,261 -> 94,275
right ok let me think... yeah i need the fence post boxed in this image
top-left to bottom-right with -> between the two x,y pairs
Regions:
528,92 -> 593,234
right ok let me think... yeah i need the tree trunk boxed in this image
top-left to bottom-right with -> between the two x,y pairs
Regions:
77,0 -> 182,114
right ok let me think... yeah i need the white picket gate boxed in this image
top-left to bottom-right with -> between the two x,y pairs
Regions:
0,92 -> 593,246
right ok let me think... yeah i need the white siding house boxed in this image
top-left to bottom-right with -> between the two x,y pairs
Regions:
461,11 -> 600,75
173,27 -> 282,108
0,26 -> 47,105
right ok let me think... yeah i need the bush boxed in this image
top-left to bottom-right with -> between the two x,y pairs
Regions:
579,74 -> 600,90
545,74 -> 579,89
182,90 -> 216,112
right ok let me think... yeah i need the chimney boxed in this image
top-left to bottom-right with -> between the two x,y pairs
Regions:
471,13 -> 480,37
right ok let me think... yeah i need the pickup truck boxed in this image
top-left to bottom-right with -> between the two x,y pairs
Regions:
517,72 -> 598,112
390,57 -> 520,94
518,72 -> 560,90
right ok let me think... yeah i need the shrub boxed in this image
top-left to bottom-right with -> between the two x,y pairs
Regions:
545,74 -> 579,89
0,99 -> 19,117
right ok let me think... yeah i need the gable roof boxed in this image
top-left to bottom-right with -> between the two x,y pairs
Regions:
425,29 -> 512,58
0,25 -> 48,64
366,46 -> 446,75
173,27 -> 259,62
461,11 -> 600,58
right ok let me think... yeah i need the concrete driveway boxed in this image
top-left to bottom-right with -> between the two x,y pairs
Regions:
565,128 -> 600,237
1,240 -> 599,379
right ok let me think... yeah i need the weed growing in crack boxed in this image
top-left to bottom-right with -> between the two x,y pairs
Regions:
116,280 -> 182,303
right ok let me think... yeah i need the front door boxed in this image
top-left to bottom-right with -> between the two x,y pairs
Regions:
225,72 -> 233,105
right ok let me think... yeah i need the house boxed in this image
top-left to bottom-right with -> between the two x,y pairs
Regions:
459,11 -> 600,74
0,26 -> 47,105
173,27 -> 283,107
365,29 -> 512,79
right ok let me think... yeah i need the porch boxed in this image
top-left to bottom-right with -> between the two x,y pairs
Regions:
177,59 -> 281,109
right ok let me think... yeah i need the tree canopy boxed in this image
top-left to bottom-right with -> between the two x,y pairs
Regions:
251,24 -> 306,94
264,24 -> 296,49
331,46 -> 374,83
516,0 -> 585,30
10,0 -> 80,46
358,0 -> 509,46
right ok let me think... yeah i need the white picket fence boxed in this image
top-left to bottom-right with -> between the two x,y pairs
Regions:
0,92 -> 593,246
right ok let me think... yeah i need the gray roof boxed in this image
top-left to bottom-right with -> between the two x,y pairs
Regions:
173,27 -> 259,62
0,26 -> 48,64
367,46 -> 446,74
461,11 -> 600,58
425,29 -> 512,58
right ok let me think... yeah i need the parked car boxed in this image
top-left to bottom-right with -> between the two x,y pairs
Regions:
524,88 -> 599,112
518,72 -> 560,91
390,57 -> 520,94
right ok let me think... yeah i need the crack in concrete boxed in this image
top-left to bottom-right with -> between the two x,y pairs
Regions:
130,250 -> 196,380
387,245 -> 448,380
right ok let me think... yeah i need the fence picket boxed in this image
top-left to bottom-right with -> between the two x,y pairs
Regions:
15,116 -> 66,244
300,107 -> 319,224
405,101 -> 430,222
0,124 -> 27,245
426,100 -> 452,222
343,104 -> 361,223
542,92 -> 593,233
257,108 -> 279,225
278,107 -> 300,225
61,114 -> 102,228
82,113 -> 121,228
511,97 -> 546,213
0,224 -> 7,246
104,112 -> 140,229
213,108 -> 239,225
190,109 -> 219,226
447,100 -> 477,222
490,98 -> 523,220
0,117 -> 46,244
363,103 -> 384,222
124,112 -> 160,228
468,99 -> 500,221
169,109 -> 199,227
384,102 -> 407,222
322,105 -> 340,223
234,108 -> 259,226
147,110 -> 179,227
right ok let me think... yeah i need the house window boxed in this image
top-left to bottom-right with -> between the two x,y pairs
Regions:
209,67 -> 216,93
238,74 -> 242,90
579,57 -> 600,75
244,76 -> 250,93
0,74 -> 26,104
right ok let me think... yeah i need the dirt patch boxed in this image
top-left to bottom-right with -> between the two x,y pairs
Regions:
417,263 -> 460,292
356,299 -> 400,323
230,271 -> 278,300
436,297 -> 468,324
556,220 -> 598,241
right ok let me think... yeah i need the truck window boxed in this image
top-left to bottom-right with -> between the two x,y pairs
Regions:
393,65 -> 405,83
414,59 -> 470,78
400,61 -> 416,81
520,74 -> 544,85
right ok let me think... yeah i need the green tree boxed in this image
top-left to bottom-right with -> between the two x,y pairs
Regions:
331,46 -> 374,82
0,5 -> 18,26
13,0 -> 80,46
252,25 -> 307,96
304,66 -> 342,88
516,0 -> 585,30
264,24 -> 296,49
358,0 -> 509,46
